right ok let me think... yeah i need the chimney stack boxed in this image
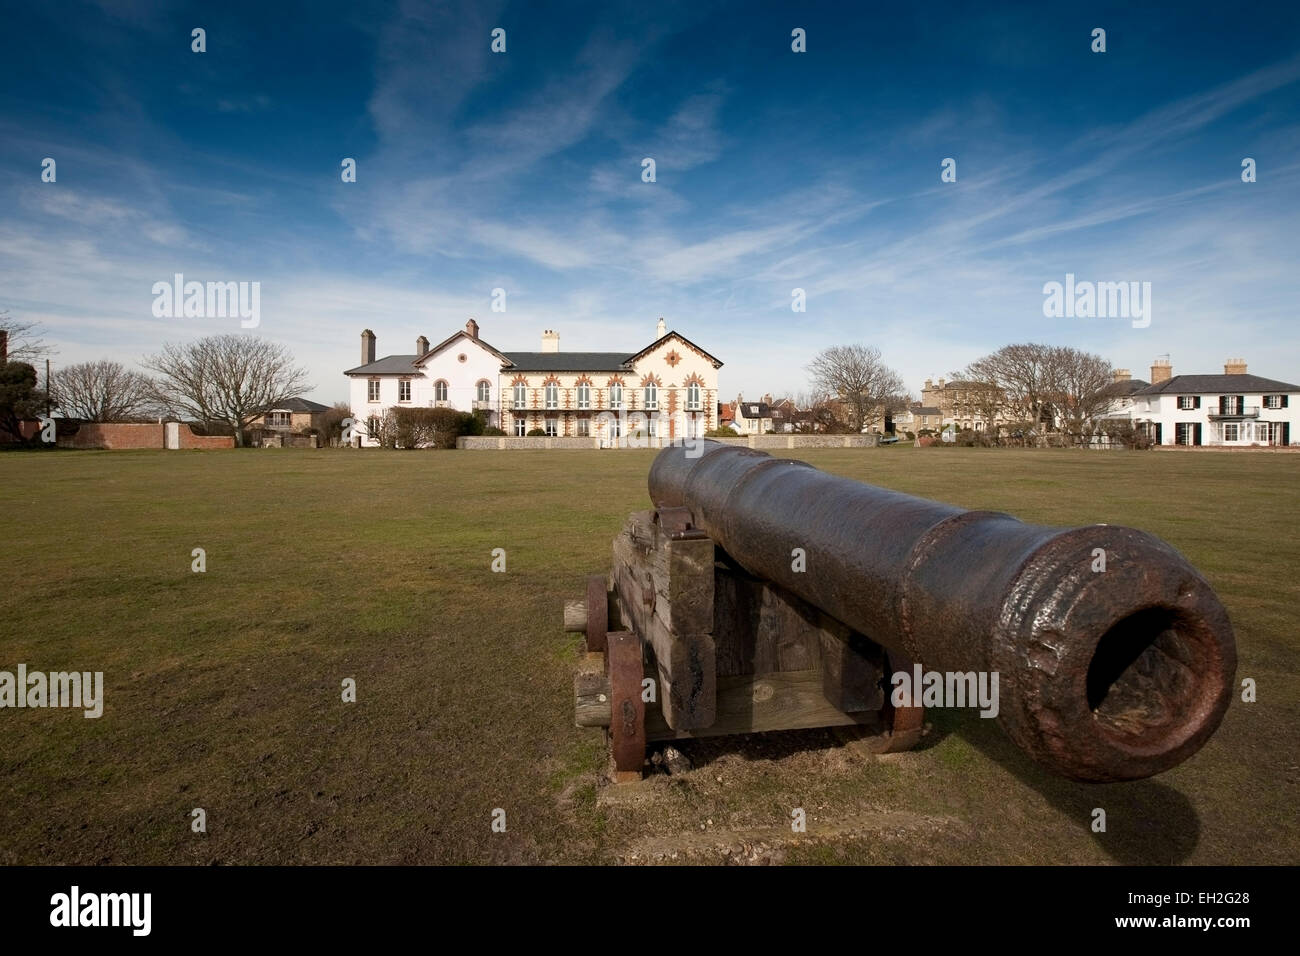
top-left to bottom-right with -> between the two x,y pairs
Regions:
542,329 -> 559,353
361,329 -> 376,365
466,318 -> 479,339
656,317 -> 666,338
1224,358 -> 1247,375
1150,358 -> 1172,383
416,335 -> 429,356
1112,368 -> 1131,383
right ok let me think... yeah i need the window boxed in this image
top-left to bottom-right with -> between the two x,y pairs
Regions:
367,415 -> 380,438
1175,422 -> 1196,445
1177,396 -> 1197,410
644,383 -> 658,410
368,379 -> 380,402
268,411 -> 291,427
1223,422 -> 1240,442
1220,395 -> 1242,415
477,381 -> 491,403
1264,394 -> 1285,409
545,384 -> 559,409
686,382 -> 701,411
576,383 -> 591,409
514,416 -> 527,437
545,417 -> 558,437
513,383 -> 527,409
434,380 -> 448,402
609,384 -> 623,409
398,379 -> 411,402
577,418 -> 589,437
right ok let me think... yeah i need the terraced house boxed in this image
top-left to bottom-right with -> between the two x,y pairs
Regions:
344,318 -> 723,446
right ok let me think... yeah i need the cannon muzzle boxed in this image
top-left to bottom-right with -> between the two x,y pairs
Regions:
648,441 -> 1235,782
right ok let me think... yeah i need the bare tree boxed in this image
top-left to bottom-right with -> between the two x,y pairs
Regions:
965,344 -> 1056,444
807,345 -> 906,433
143,335 -> 311,447
964,343 -> 1114,446
52,360 -> 156,422
1046,345 -> 1115,446
0,312 -> 52,363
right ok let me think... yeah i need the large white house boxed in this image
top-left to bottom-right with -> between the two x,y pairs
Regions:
1125,358 -> 1298,447
344,318 -> 723,446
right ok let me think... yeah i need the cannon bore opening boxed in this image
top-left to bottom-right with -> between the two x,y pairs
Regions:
1086,606 -> 1205,741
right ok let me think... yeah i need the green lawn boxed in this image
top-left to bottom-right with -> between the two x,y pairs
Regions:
0,445 -> 1296,865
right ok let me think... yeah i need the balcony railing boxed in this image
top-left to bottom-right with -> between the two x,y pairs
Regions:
1207,405 -> 1259,419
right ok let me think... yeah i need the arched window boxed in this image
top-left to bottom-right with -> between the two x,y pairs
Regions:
513,383 -> 527,408
477,380 -> 491,403
545,383 -> 558,409
644,383 -> 658,410
609,384 -> 623,409
687,382 -> 701,410
434,380 -> 449,402
576,383 -> 591,409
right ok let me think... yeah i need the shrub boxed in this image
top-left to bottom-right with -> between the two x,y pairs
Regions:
526,428 -> 546,436
904,430 -> 916,440
704,427 -> 736,437
389,407 -> 466,448
482,426 -> 507,436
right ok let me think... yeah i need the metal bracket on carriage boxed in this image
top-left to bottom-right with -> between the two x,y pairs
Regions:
653,505 -> 707,540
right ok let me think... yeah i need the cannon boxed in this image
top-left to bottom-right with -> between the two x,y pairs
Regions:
566,441 -> 1236,784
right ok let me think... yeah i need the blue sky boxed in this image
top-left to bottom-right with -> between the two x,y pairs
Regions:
2,0 -> 1298,403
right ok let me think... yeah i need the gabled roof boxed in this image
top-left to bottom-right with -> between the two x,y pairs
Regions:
623,331 -> 724,369
737,402 -> 771,418
1134,374 -> 1300,395
270,397 -> 330,413
414,329 -> 511,366
501,352 -> 633,372
343,355 -> 420,375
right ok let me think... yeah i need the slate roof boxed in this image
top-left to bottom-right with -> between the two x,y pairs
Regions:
1133,374 -> 1300,395
738,402 -> 771,418
501,352 -> 633,372
343,355 -> 420,375
272,397 -> 330,412
1098,379 -> 1150,398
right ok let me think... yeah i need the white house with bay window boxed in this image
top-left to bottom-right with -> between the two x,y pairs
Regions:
1126,358 -> 1298,447
344,317 -> 723,446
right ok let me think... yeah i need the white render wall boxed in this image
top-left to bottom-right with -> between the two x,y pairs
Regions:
348,335 -> 505,445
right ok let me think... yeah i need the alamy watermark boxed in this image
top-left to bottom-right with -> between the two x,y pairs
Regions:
0,665 -> 103,717
1042,273 -> 1151,328
891,664 -> 999,718
50,886 -> 150,936
151,273 -> 260,328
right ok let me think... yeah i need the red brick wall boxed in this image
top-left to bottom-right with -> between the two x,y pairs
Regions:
59,423 -> 163,449
56,422 -> 234,449
177,426 -> 234,449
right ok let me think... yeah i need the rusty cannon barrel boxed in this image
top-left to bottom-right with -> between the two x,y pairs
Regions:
649,441 -> 1235,783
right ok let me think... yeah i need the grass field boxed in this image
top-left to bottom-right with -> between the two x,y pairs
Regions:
1,445 -> 1296,865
